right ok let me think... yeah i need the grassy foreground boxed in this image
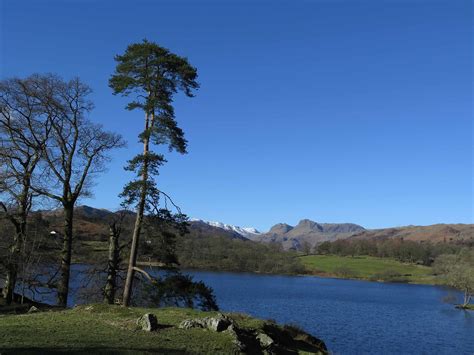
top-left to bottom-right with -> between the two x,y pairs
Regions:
0,304 -> 326,354
300,255 -> 436,284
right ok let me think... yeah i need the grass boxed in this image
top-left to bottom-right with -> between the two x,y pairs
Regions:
300,255 -> 437,284
0,304 -> 326,354
0,305 -> 247,353
79,240 -> 109,252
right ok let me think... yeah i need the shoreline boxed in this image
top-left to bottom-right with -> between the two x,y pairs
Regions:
135,260 -> 442,286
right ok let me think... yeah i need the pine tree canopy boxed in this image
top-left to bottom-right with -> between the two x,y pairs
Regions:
109,39 -> 199,154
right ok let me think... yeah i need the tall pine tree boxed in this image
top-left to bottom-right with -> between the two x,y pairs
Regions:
109,40 -> 198,306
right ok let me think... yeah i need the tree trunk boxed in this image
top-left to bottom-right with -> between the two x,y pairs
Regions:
122,188 -> 146,306
104,223 -> 120,304
123,112 -> 150,306
2,218 -> 26,304
57,204 -> 74,307
2,232 -> 21,304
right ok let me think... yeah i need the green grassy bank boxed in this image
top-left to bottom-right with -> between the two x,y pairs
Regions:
0,304 -> 327,354
300,255 -> 437,284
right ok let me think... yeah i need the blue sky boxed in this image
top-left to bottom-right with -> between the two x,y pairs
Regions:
1,0 -> 472,231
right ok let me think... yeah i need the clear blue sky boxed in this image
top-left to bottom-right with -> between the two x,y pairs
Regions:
1,0 -> 472,231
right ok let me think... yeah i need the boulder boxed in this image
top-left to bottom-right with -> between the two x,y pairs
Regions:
206,313 -> 232,331
178,316 -> 327,353
256,332 -> 274,348
179,313 -> 233,332
224,324 -> 245,351
179,319 -> 203,330
137,313 -> 158,331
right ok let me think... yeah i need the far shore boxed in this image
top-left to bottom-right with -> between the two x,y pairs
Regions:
135,257 -> 442,286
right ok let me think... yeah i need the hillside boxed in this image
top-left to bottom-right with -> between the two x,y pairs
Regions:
349,224 -> 474,244
255,220 -> 473,251
188,219 -> 250,241
300,255 -> 436,284
190,219 -> 261,239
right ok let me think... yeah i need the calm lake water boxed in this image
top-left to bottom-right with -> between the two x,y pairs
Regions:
184,271 -> 474,355
42,267 -> 474,354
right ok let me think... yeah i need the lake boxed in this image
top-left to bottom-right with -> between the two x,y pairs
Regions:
43,267 -> 474,354
183,270 -> 474,355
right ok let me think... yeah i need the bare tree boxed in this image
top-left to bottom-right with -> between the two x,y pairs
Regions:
22,74 -> 126,307
0,76 -> 54,304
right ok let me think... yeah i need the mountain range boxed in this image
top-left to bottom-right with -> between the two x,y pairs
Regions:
252,219 -> 366,250
41,206 -> 473,250
190,219 -> 260,239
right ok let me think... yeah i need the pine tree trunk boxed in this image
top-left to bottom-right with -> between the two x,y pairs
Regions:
104,223 -> 120,304
57,204 -> 74,307
123,112 -> 150,306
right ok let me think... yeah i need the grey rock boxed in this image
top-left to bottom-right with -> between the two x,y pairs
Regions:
179,313 -> 233,332
256,332 -> 274,348
179,319 -> 204,330
207,313 -> 232,331
225,324 -> 246,351
137,313 -> 158,331
27,306 -> 39,313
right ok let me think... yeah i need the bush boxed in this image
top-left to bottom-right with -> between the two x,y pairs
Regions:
138,271 -> 219,311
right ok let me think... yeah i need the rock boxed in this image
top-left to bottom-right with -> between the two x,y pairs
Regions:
137,313 -> 158,331
206,313 -> 232,331
179,313 -> 233,332
256,332 -> 274,348
27,306 -> 39,313
179,319 -> 204,330
224,324 -> 247,351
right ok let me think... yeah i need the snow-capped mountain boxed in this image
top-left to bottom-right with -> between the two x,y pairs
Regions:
190,219 -> 261,238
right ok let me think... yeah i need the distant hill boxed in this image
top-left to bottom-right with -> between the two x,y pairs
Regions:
189,219 -> 260,239
42,205 -> 115,220
254,219 -> 365,250
187,220 -> 250,241
349,224 -> 474,244
252,220 -> 474,251
40,206 -> 252,242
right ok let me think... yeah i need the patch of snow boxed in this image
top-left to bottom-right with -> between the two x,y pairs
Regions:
190,218 -> 261,237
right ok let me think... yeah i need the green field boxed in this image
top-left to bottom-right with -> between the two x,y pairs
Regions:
300,255 -> 437,284
0,304 -> 326,354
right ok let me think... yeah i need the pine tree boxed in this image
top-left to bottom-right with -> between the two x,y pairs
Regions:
109,40 -> 199,306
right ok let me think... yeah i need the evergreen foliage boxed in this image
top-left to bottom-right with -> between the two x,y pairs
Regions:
110,40 -> 199,305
